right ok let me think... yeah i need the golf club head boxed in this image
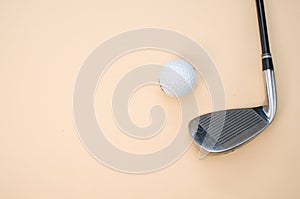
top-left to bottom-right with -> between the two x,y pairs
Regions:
189,67 -> 276,153
188,107 -> 269,153
189,69 -> 276,153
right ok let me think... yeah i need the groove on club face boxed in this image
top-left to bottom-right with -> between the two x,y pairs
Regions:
188,107 -> 269,152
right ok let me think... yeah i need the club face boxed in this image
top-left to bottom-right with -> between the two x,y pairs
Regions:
188,107 -> 269,153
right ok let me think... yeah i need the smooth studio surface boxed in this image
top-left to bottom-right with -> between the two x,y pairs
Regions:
0,0 -> 299,198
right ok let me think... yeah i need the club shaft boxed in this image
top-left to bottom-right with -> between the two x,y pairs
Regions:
256,0 -> 274,70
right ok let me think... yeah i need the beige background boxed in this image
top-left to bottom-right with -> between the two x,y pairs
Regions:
1,0 -> 300,198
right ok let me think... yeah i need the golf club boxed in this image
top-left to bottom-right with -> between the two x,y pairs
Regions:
188,0 -> 277,153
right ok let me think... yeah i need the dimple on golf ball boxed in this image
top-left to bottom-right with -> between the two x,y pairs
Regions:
158,59 -> 197,97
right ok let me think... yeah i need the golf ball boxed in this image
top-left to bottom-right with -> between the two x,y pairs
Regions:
158,59 -> 196,97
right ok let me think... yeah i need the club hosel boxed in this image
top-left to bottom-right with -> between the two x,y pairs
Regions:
260,52 -> 276,123
263,69 -> 277,122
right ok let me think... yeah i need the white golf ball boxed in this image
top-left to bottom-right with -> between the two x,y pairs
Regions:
158,59 -> 196,97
